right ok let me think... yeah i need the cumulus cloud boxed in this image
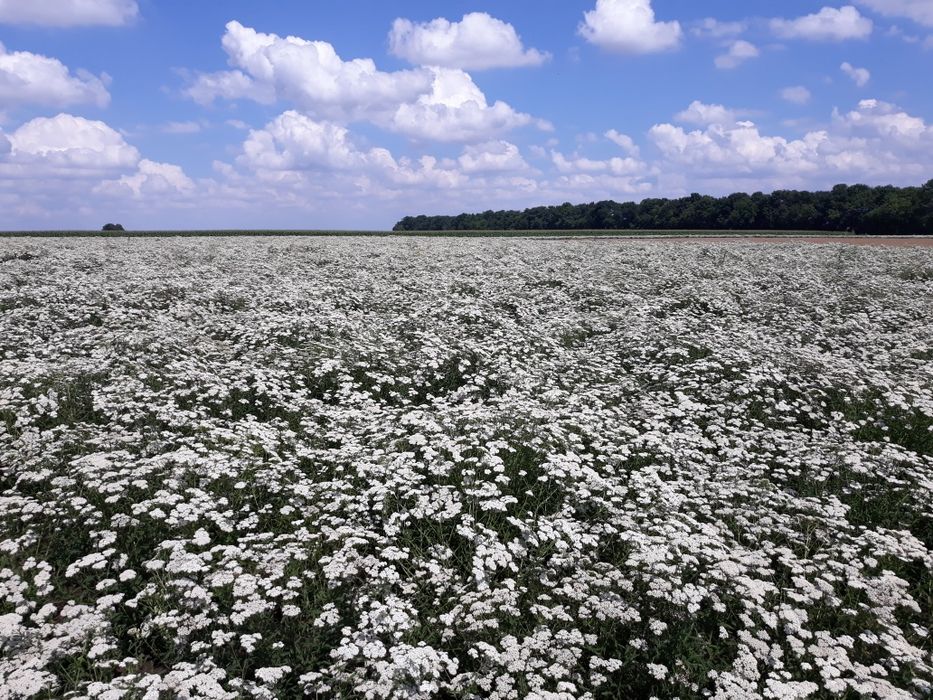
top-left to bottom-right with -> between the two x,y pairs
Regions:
186,69 -> 275,106
650,98 -> 933,188
0,43 -> 110,108
605,129 -> 640,157
547,151 -> 655,200
457,141 -> 529,173
578,0 -> 683,54
840,62 -> 871,86
551,150 -> 647,177
6,98 -> 931,230
385,68 -> 536,142
0,0 -> 138,27
834,98 -> 931,141
7,113 -> 139,175
781,86 -> 812,104
714,40 -> 760,69
550,172 -> 654,198
0,115 -> 319,229
187,21 -> 538,143
650,120 -> 823,176
239,111 -> 388,172
855,0 -> 933,28
224,109 -> 656,219
675,101 -> 737,126
236,110 -> 466,190
0,113 -> 213,228
771,6 -> 873,41
98,159 -> 195,197
188,21 -> 429,120
389,13 -> 549,70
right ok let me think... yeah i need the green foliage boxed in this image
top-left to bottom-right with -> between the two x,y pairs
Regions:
394,180 -> 933,234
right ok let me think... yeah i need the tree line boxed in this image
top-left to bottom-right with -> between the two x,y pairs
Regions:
393,181 -> 933,234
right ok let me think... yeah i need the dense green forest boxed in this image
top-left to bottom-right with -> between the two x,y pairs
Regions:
394,181 -> 933,234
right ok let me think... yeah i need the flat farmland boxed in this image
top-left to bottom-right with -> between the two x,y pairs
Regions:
0,237 -> 931,699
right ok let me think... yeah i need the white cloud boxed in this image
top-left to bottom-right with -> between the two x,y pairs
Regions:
187,69 -> 275,107
223,109 -> 655,221
781,86 -> 812,104
0,129 -> 10,156
834,98 -> 931,140
457,141 -> 529,173
236,110 -> 465,189
385,68 -> 536,142
187,22 -> 538,143
5,98 -> 933,230
239,112 -> 378,172
0,0 -> 137,27
7,113 -> 139,175
188,21 -> 430,119
605,129 -> 641,157
771,6 -> 873,41
551,150 -> 647,177
550,172 -> 654,199
235,113 -> 556,208
840,61 -> 871,86
675,101 -> 737,126
650,99 -> 933,188
0,43 -> 110,108
650,121 -> 844,193
0,114 -> 211,229
547,153 -> 655,200
389,13 -> 549,70
714,40 -> 760,69
692,18 -> 747,39
649,121 -> 814,173
578,0 -> 683,54
855,1 -> 933,28
98,159 -> 195,197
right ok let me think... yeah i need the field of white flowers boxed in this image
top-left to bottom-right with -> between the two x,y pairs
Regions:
0,237 -> 930,699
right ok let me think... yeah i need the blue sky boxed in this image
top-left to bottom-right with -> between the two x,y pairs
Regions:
0,0 -> 931,230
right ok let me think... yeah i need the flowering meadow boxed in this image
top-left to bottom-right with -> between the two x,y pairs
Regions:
0,237 -> 931,699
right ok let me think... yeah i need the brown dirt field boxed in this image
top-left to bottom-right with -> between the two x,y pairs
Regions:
546,236 -> 933,247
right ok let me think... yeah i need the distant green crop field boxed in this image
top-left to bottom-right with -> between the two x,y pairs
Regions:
0,230 -> 393,238
0,228 -> 858,238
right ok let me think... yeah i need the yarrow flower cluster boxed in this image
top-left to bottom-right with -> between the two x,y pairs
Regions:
0,237 -> 930,698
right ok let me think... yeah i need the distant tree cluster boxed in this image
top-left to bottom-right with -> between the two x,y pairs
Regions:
394,181 -> 933,234
102,223 -> 125,232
